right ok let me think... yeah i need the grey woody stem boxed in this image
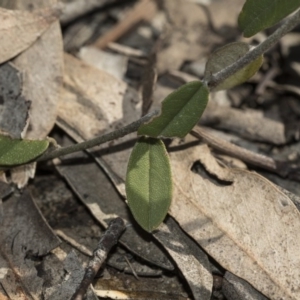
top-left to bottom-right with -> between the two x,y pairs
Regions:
207,9 -> 300,89
38,9 -> 300,162
37,110 -> 159,161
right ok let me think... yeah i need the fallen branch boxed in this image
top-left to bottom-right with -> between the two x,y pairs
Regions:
71,217 -> 125,300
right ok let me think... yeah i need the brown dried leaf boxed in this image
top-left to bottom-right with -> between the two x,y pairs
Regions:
154,218 -> 213,300
168,136 -> 300,300
0,6 -> 59,64
58,53 -> 141,194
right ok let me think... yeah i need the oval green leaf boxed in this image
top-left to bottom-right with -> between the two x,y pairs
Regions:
0,135 -> 49,166
204,42 -> 263,91
239,0 -> 300,37
138,81 -> 209,138
125,137 -> 172,232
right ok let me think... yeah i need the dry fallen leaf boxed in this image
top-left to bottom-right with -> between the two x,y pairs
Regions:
58,53 -> 141,194
154,218 -> 213,300
168,136 -> 300,300
0,6 -> 59,64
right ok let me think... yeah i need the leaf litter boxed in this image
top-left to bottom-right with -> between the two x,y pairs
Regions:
1,0 -> 300,299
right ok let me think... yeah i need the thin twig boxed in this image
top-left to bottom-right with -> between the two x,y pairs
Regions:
191,126 -> 277,171
55,230 -> 93,257
207,9 -> 300,89
39,11 -> 300,163
38,110 -> 159,162
71,217 -> 125,300
191,126 -> 292,177
93,0 -> 157,49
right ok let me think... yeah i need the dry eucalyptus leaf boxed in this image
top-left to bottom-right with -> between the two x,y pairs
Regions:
58,53 -> 141,195
154,218 -> 213,300
168,136 -> 300,300
60,53 -> 127,137
0,6 -> 59,64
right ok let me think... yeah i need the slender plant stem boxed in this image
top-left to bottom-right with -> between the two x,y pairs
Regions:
37,10 -> 300,162
38,110 -> 159,161
207,9 -> 300,89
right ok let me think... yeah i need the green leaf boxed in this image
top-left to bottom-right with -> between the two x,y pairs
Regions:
125,137 -> 172,232
204,42 -> 263,91
0,135 -> 49,166
138,81 -> 209,138
238,0 -> 300,37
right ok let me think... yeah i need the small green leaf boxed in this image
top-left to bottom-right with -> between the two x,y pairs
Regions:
238,0 -> 300,37
0,135 -> 49,166
138,81 -> 209,138
204,42 -> 263,91
126,137 -> 172,232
